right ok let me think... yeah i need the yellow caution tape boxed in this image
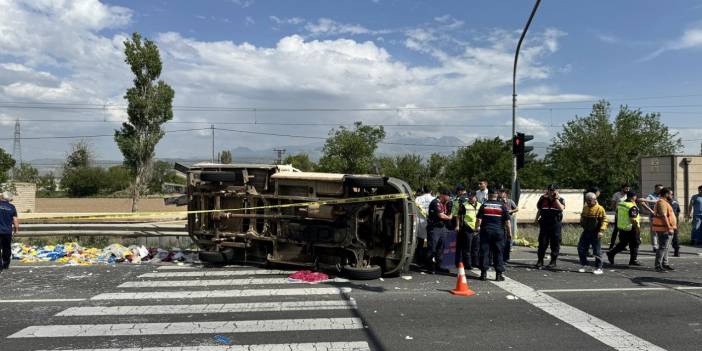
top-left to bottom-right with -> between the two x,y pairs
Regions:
25,193 -> 410,221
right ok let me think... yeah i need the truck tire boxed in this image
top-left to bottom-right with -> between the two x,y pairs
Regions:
345,176 -> 385,188
198,249 -> 234,264
342,264 -> 382,280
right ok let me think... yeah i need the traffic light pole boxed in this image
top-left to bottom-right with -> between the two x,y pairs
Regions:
512,0 -> 541,237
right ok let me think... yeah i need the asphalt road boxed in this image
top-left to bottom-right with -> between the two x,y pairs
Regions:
2,244 -> 702,351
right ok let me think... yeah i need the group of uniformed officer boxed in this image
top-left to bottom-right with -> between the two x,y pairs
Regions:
416,180 -> 688,280
420,182 -> 517,281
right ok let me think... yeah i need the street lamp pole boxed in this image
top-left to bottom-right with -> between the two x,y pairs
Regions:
512,0 -> 542,234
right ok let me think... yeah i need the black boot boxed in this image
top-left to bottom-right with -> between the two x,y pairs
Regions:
673,249 -> 680,257
479,271 -> 487,281
606,251 -> 615,265
535,257 -> 544,269
546,257 -> 558,269
495,272 -> 505,281
629,247 -> 640,266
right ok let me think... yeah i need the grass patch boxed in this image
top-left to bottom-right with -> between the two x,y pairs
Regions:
516,222 -> 693,247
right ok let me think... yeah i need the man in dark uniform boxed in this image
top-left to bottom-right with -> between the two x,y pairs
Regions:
535,184 -> 565,269
476,189 -> 512,281
0,192 -> 19,272
426,188 -> 452,274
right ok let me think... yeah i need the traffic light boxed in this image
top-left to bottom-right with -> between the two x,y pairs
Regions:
513,132 -> 534,169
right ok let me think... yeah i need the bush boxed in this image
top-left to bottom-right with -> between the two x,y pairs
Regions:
61,167 -> 107,197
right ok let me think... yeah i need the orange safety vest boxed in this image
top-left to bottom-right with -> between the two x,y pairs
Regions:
651,199 -> 677,232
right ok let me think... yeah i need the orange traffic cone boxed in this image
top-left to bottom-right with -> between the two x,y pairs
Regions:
450,262 -> 476,297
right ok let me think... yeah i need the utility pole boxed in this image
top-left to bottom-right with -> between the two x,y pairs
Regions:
273,148 -> 286,165
512,0 -> 542,235
11,119 -> 21,179
210,124 -> 215,163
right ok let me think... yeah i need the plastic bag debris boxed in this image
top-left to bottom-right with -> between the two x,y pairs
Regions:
401,275 -> 413,280
214,335 -> 232,345
288,270 -> 330,283
10,242 -> 198,266
405,336 -> 414,340
506,295 -> 518,300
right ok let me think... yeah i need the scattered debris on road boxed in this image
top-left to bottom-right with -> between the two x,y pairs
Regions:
287,270 -> 330,283
10,242 -> 198,265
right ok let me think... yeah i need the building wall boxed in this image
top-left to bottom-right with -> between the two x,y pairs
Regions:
11,182 -> 36,213
640,156 -> 702,216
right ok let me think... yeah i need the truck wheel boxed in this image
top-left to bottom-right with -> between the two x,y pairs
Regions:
198,249 -> 234,264
342,264 -> 382,280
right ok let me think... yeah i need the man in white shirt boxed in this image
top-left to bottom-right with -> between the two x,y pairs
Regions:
414,186 -> 434,264
476,180 -> 489,204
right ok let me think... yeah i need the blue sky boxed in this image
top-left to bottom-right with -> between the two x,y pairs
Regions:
1,0 -> 701,164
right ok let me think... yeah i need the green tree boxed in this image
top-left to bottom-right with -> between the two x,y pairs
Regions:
282,153 -> 316,171
115,32 -> 175,211
446,138 -> 513,190
61,167 -> 107,197
104,166 -> 132,194
219,150 -> 232,164
546,100 -> 682,201
0,148 -> 15,184
13,163 -> 39,183
376,154 -> 424,190
317,122 -> 385,173
37,172 -> 57,195
65,140 -> 92,169
148,160 -> 184,194
424,153 -> 451,191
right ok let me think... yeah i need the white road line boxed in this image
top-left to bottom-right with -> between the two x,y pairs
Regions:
138,270 -> 291,278
674,286 -> 702,290
118,277 -> 348,288
155,265 -> 199,270
91,287 -> 352,300
57,300 -> 357,316
0,298 -> 86,303
33,341 -> 371,351
8,318 -> 364,338
539,287 -> 668,293
490,276 -> 666,351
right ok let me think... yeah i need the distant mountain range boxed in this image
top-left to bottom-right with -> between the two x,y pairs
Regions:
29,135 -> 547,175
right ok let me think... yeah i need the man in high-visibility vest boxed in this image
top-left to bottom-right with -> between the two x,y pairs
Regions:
453,191 -> 481,270
607,191 -> 642,266
652,187 -> 677,272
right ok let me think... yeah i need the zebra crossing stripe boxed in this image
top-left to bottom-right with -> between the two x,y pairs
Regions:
138,270 -> 291,278
33,341 -> 371,351
57,300 -> 358,316
90,287 -> 352,300
8,318 -> 364,338
117,277 -> 348,288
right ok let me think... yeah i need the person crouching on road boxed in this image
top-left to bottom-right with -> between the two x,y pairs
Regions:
652,187 -> 677,272
607,191 -> 642,266
0,192 -> 19,272
578,192 -> 607,275
426,188 -> 452,274
454,190 -> 481,270
476,189 -> 512,281
535,184 -> 565,269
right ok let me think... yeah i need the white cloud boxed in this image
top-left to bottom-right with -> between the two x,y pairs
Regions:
597,33 -> 619,44
269,16 -> 305,25
0,1 -> 589,160
644,23 -> 702,60
231,0 -> 254,8
305,18 -> 371,36
245,16 -> 255,26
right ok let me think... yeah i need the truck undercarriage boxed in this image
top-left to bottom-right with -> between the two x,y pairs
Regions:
181,164 -> 417,279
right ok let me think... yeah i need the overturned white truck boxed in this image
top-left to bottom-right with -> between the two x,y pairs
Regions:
174,163 -> 418,279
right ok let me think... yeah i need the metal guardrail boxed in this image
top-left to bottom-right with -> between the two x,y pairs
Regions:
15,223 -> 189,237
